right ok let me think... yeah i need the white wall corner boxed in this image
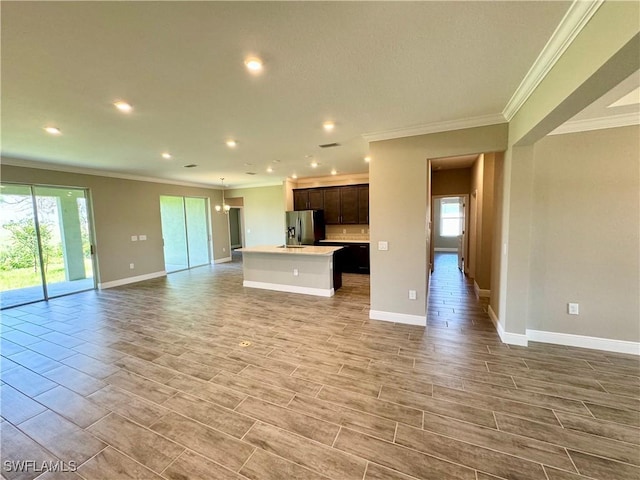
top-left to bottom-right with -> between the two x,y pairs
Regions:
214,256 -> 233,264
527,329 -> 640,356
98,271 -> 166,290
488,305 -> 528,346
369,309 -> 426,326
473,281 -> 491,298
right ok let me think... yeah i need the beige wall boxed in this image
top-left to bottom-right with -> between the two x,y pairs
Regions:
369,123 -> 508,321
493,2 -> 639,343
529,126 -> 639,342
489,155 -> 504,318
226,185 -> 286,247
431,168 -> 471,196
472,153 -> 498,291
1,163 -> 230,285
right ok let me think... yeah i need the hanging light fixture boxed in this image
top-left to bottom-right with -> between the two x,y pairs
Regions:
215,177 -> 231,213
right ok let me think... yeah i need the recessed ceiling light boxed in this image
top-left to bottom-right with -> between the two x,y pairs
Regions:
331,169 -> 337,175
44,126 -> 61,135
267,167 -> 273,173
364,156 -> 371,163
114,101 -> 133,113
161,152 -> 172,159
292,174 -> 298,179
244,57 -> 263,72
311,161 -> 318,168
323,121 -> 335,131
226,140 -> 237,148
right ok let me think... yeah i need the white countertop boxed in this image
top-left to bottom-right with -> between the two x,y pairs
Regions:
238,245 -> 344,256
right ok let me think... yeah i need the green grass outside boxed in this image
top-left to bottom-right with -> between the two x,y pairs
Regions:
0,260 -> 93,291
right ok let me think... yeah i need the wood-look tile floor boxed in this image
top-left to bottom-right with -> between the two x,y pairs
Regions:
1,252 -> 639,480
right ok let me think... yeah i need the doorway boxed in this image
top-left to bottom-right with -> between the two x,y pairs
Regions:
160,195 -> 211,273
0,183 -> 96,308
432,195 -> 468,272
228,207 -> 243,250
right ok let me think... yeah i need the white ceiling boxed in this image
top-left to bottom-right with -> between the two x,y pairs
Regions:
1,1 -> 572,188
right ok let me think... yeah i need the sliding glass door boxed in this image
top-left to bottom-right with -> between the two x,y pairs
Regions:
160,196 -> 210,273
0,183 -> 96,308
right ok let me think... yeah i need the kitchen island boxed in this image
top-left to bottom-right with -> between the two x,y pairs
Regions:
238,245 -> 343,297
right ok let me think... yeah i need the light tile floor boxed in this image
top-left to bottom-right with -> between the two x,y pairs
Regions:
1,253 -> 638,480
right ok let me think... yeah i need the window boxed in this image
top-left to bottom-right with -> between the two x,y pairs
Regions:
440,197 -> 463,237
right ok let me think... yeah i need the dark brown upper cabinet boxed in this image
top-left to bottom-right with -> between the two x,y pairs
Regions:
322,188 -> 341,223
293,184 -> 369,224
293,188 -> 324,211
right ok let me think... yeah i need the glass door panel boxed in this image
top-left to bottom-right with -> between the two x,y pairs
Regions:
33,186 -> 95,298
0,184 -> 46,307
160,196 -> 189,272
185,197 -> 209,267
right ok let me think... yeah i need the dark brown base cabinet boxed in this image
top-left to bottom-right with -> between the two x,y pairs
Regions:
323,242 -> 370,274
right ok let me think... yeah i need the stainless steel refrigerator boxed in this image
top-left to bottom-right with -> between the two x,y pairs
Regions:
285,210 -> 325,245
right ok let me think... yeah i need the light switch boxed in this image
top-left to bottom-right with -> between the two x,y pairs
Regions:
378,241 -> 388,251
131,235 -> 138,242
139,235 -> 147,241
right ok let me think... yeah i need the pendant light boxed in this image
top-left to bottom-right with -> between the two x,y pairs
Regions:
215,177 -> 231,213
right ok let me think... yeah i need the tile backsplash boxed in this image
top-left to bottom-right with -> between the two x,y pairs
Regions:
325,224 -> 369,241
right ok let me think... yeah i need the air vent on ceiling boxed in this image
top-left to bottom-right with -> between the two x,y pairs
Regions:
318,142 -> 340,148
245,172 -> 257,175
183,164 -> 198,168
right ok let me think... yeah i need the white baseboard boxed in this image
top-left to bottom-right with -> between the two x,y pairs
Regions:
474,281 -> 490,298
369,309 -> 426,326
487,305 -> 639,355
243,281 -> 334,297
434,247 -> 458,252
488,305 -> 528,346
527,329 -> 640,356
214,256 -> 232,264
98,271 -> 166,290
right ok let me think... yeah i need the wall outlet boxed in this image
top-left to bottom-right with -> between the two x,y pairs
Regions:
223,247 -> 226,252
568,303 -> 579,315
408,290 -> 417,300
342,229 -> 347,234
378,241 -> 388,251
139,234 -> 147,241
293,268 -> 299,276
129,263 -> 135,269
131,235 -> 138,242
361,229 -> 365,234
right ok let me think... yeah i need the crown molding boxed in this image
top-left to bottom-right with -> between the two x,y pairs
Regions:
548,112 -> 640,135
502,0 -> 604,121
0,156 -> 286,190
0,156 -> 222,189
362,113 -> 506,143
